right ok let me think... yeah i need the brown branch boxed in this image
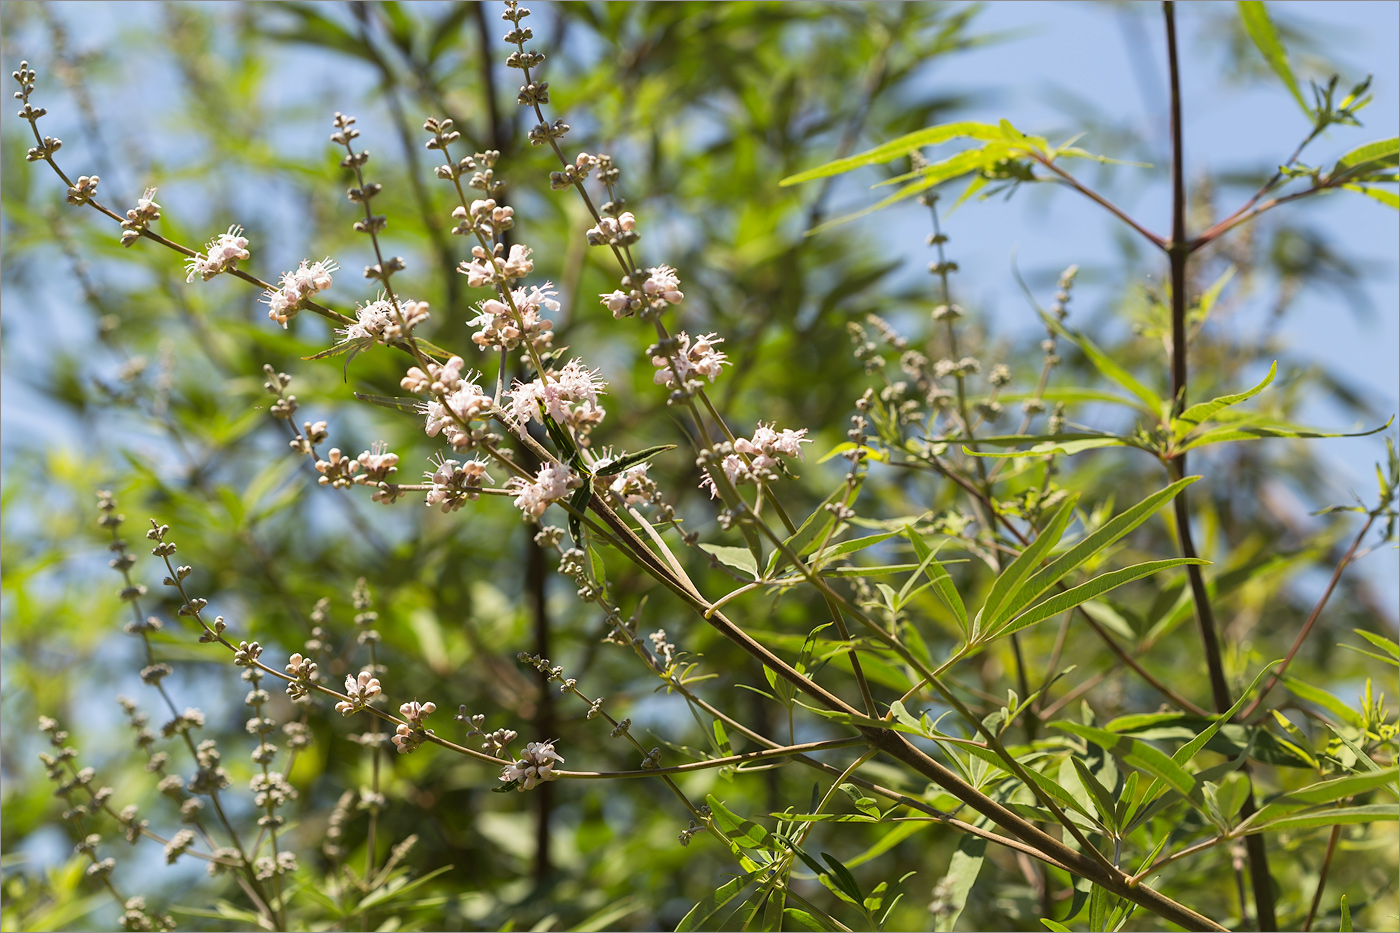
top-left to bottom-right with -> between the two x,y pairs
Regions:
1242,512 -> 1378,721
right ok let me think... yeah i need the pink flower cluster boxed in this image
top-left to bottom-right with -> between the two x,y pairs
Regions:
470,283 -> 558,352
342,295 -> 429,344
263,258 -> 337,328
505,360 -> 606,436
702,423 -> 811,498
652,332 -> 729,390
501,740 -> 564,790
460,243 -> 534,288
424,456 -> 493,513
507,463 -> 582,519
184,225 -> 250,283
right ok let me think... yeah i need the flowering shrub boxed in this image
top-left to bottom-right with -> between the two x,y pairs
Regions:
3,3 -> 1397,932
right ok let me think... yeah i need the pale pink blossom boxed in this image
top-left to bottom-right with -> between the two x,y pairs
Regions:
424,456 -> 493,512
263,257 -> 337,327
501,740 -> 564,790
507,463 -> 581,519
342,296 -> 429,343
185,225 -> 250,283
506,360 -> 606,432
642,264 -> 683,305
423,380 -> 493,449
652,332 -> 729,389
334,671 -> 381,715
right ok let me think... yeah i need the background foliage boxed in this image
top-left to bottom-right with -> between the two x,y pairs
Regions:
1,2 -> 1396,931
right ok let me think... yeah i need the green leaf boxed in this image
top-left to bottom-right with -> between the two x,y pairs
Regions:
1249,767 -> 1399,825
1001,477 -> 1200,624
997,559 -> 1208,639
1174,361 -> 1277,439
812,530 -> 899,565
782,907 -> 841,932
567,475 -> 593,547
1340,184 -> 1400,209
806,148 -> 1005,235
1070,756 -> 1121,831
1243,803 -> 1398,834
353,392 -> 422,415
713,719 -> 732,757
1340,894 -> 1352,932
962,434 -> 1134,459
1052,721 -> 1197,800
933,835 -> 985,932
1041,312 -> 1165,416
905,527 -> 967,634
1282,676 -> 1365,728
779,121 -> 1005,186
1333,137 -> 1400,175
820,851 -> 864,905
981,495 -> 1078,633
1238,1 -> 1309,114
306,335 -> 368,360
1177,415 -> 1394,452
597,445 -> 676,474
353,865 -> 453,911
706,796 -> 772,851
675,871 -> 762,932
1353,629 -> 1400,662
699,544 -> 759,580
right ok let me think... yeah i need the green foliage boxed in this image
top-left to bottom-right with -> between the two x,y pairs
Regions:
1,2 -> 1396,932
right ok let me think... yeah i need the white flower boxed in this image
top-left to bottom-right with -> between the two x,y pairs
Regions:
342,295 -> 429,344
501,243 -> 534,279
506,360 -> 606,432
423,380 -> 493,449
600,288 -> 639,318
501,740 -> 564,790
701,424 -> 810,498
642,264 -> 683,305
607,461 -> 657,507
424,456 -> 493,512
699,452 -> 746,499
470,284 -> 558,352
185,225 -> 250,283
507,463 -> 582,520
736,423 -> 811,461
334,671 -> 381,715
652,332 -> 729,389
263,257 -> 337,328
